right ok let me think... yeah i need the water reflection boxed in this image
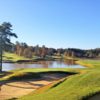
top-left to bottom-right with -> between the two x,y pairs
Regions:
63,60 -> 76,65
2,60 -> 85,71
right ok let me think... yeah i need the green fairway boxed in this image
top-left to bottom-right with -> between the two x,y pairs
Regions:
3,52 -> 30,62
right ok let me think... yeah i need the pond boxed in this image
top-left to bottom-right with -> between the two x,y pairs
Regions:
2,60 -> 85,71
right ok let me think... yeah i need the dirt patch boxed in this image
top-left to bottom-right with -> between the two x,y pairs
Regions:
0,72 -> 69,100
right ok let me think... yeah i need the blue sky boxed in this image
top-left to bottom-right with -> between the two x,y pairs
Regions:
0,0 -> 100,49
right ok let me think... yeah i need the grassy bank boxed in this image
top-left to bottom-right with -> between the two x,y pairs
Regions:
0,68 -> 77,82
3,52 -> 77,63
3,52 -> 30,62
77,60 -> 100,69
3,52 -> 55,62
16,60 -> 100,100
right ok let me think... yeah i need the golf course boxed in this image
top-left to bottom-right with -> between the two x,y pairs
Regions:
0,0 -> 100,100
0,52 -> 100,100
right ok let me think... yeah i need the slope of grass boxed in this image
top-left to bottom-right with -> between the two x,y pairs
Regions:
77,60 -> 100,69
3,52 -> 30,62
19,71 -> 100,100
17,60 -> 100,100
0,68 -> 77,81
3,52 -> 54,62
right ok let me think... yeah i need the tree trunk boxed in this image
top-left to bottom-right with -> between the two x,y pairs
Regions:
0,36 -> 2,72
0,48 -> 2,72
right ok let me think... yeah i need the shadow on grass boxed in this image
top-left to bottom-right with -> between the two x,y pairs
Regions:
8,98 -> 17,100
50,78 -> 67,89
5,81 -> 44,89
0,71 -> 13,78
82,92 -> 100,100
6,57 -> 13,59
3,55 -> 13,59
0,71 -> 77,91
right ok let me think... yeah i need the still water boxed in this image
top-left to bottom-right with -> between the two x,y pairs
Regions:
3,60 -> 85,71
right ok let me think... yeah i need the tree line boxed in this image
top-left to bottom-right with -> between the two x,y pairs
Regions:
7,42 -> 100,59
1,21 -> 100,72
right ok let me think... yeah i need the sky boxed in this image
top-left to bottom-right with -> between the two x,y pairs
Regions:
0,0 -> 100,49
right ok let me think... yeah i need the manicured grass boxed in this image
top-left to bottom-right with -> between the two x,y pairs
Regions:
1,59 -> 100,100
3,52 -> 30,62
17,60 -> 100,100
3,52 -> 54,62
77,60 -> 100,69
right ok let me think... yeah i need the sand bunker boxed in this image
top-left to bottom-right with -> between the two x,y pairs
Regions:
0,72 -> 67,100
